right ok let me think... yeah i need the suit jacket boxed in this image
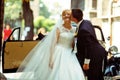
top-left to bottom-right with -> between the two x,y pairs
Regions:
36,33 -> 45,40
76,20 -> 107,75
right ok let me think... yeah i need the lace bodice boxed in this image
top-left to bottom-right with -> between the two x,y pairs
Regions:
57,26 -> 76,48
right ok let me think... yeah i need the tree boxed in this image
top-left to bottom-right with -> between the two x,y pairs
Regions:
4,0 -> 22,27
4,0 -> 34,40
42,19 -> 55,31
34,16 -> 55,32
22,0 -> 34,40
0,0 -> 4,55
39,0 -> 51,18
34,16 -> 45,29
4,0 -> 22,20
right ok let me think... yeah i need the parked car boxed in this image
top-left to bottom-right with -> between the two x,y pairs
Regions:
1,25 -> 106,73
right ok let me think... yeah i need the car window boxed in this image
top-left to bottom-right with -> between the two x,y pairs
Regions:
94,28 -> 102,41
93,25 -> 106,48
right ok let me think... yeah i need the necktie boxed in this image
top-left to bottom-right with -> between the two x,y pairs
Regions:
74,27 -> 78,37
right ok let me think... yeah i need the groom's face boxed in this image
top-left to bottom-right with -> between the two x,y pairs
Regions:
71,13 -> 77,23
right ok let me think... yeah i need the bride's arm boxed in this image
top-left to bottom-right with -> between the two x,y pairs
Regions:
49,28 -> 60,69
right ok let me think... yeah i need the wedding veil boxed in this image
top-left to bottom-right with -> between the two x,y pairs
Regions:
16,17 -> 63,79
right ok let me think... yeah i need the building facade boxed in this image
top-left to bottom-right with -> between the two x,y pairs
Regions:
71,0 -> 120,50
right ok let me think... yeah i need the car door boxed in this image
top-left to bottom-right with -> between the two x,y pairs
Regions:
2,27 -> 39,73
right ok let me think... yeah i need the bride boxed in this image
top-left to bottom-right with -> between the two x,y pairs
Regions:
16,9 -> 85,80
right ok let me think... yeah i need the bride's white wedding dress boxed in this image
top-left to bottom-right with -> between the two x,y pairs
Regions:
16,25 -> 85,80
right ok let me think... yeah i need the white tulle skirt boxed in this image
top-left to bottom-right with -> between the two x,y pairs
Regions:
15,44 -> 85,80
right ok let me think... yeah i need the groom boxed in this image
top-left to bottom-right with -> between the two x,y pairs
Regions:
71,9 -> 108,80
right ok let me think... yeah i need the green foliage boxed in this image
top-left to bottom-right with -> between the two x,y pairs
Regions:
39,0 -> 51,18
4,0 -> 22,28
34,16 -> 45,28
34,16 -> 55,32
43,19 -> 55,31
4,0 -> 22,20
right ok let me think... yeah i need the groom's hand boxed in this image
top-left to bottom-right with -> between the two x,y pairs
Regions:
83,64 -> 89,70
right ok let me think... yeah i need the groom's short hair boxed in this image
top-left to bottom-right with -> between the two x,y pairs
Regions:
72,9 -> 83,21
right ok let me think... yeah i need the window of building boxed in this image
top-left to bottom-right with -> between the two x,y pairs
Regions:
92,0 -> 97,10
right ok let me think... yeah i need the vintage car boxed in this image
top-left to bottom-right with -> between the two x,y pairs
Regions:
2,25 -> 106,73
